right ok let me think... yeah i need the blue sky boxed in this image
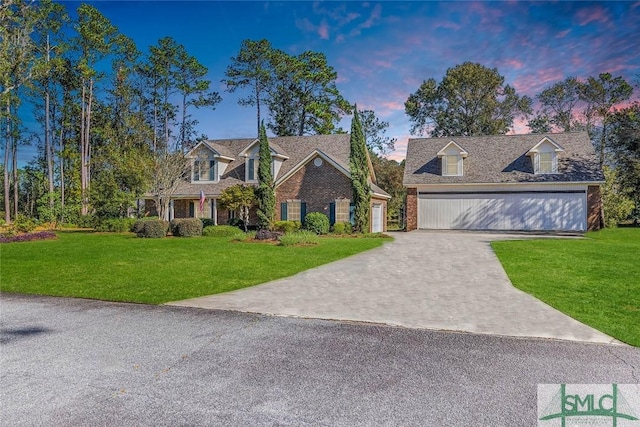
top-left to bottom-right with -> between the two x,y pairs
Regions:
21,1 -> 640,162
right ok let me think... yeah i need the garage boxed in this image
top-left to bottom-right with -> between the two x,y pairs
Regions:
418,191 -> 587,231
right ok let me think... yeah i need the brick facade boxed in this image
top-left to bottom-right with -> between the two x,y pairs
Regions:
276,156 -> 352,220
587,185 -> 603,231
405,187 -> 417,231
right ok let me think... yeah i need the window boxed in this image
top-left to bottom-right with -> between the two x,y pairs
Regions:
193,159 -> 216,182
287,200 -> 301,221
247,158 -> 255,181
536,152 -> 556,174
443,155 -> 462,176
335,199 -> 350,223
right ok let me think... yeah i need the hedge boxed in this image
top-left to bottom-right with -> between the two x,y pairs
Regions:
170,218 -> 203,237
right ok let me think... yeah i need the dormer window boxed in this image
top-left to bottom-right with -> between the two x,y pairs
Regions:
193,159 -> 216,182
527,137 -> 563,175
437,141 -> 468,177
444,154 -> 462,176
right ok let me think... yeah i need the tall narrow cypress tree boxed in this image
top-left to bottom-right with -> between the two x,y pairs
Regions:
256,121 -> 275,229
349,106 -> 371,233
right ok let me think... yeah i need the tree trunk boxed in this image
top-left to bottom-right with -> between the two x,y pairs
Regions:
80,81 -> 87,215
59,126 -> 65,223
3,100 -> 11,223
45,35 -> 54,209
12,130 -> 18,218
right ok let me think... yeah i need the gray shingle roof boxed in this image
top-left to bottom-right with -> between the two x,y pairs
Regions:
172,134 -> 373,198
403,131 -> 604,186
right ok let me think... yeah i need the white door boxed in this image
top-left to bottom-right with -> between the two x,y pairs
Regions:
372,203 -> 383,233
417,192 -> 586,231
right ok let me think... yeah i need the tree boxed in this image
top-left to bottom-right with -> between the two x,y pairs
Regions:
267,50 -> 350,136
148,150 -> 187,221
601,166 -> 634,227
255,122 -> 275,229
404,62 -> 532,137
536,77 -> 581,132
223,39 -> 274,135
358,109 -> 396,155
370,155 -> 405,228
608,104 -> 640,216
218,184 -> 256,232
1,0 -> 39,223
174,46 -> 221,151
527,113 -> 552,134
349,106 -> 370,233
74,3 -> 121,215
579,73 -> 633,166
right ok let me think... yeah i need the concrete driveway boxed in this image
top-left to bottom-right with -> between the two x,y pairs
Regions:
168,231 -> 619,344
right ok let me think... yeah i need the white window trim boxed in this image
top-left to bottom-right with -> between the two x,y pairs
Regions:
534,152 -> 558,174
192,158 -> 218,183
335,198 -> 350,223
246,156 -> 276,182
287,199 -> 302,222
442,154 -> 463,176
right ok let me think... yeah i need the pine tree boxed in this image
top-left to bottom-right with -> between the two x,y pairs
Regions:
349,106 -> 370,233
256,121 -> 275,229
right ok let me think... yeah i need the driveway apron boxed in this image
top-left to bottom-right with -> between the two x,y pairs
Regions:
168,231 -> 620,344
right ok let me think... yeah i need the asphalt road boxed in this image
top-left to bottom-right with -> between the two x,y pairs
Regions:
1,294 -> 638,427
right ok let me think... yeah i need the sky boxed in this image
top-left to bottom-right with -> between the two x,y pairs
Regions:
18,1 -> 640,163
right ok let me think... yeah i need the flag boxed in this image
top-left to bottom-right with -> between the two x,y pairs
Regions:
199,190 -> 205,213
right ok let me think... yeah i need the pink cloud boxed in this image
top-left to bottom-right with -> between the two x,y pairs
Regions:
575,5 -> 612,26
373,59 -> 392,69
318,20 -> 330,39
435,20 -> 462,31
555,29 -> 571,39
499,59 -> 524,70
385,136 -> 410,162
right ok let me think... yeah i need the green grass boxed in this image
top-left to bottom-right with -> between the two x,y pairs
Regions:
0,231 -> 386,304
492,228 -> 640,346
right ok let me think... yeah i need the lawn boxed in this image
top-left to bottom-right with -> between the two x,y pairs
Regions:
0,231 -> 387,304
492,228 -> 640,346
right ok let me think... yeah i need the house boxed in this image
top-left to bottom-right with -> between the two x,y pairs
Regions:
145,134 -> 390,232
403,131 -> 604,232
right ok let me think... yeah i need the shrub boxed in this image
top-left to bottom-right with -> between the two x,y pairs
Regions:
278,231 -> 319,246
132,217 -> 159,233
95,218 -> 136,233
13,214 -> 37,233
136,219 -> 168,238
230,230 -> 254,242
76,215 -> 98,229
255,229 -> 282,240
201,218 -> 216,228
227,217 -> 245,228
273,220 -> 301,234
0,231 -> 57,243
170,218 -> 203,237
303,212 -> 329,235
331,222 -> 352,235
203,225 -> 244,237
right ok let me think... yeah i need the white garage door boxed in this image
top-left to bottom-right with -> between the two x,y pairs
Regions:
418,192 -> 586,231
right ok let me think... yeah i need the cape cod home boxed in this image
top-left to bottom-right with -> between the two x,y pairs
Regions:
144,134 -> 390,232
403,131 -> 604,232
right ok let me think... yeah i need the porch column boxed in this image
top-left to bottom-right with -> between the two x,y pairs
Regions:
212,199 -> 217,225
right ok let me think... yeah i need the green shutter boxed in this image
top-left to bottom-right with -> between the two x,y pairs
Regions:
280,202 -> 287,220
301,202 -> 307,222
209,160 -> 215,180
193,160 -> 199,181
189,202 -> 195,217
329,202 -> 335,225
